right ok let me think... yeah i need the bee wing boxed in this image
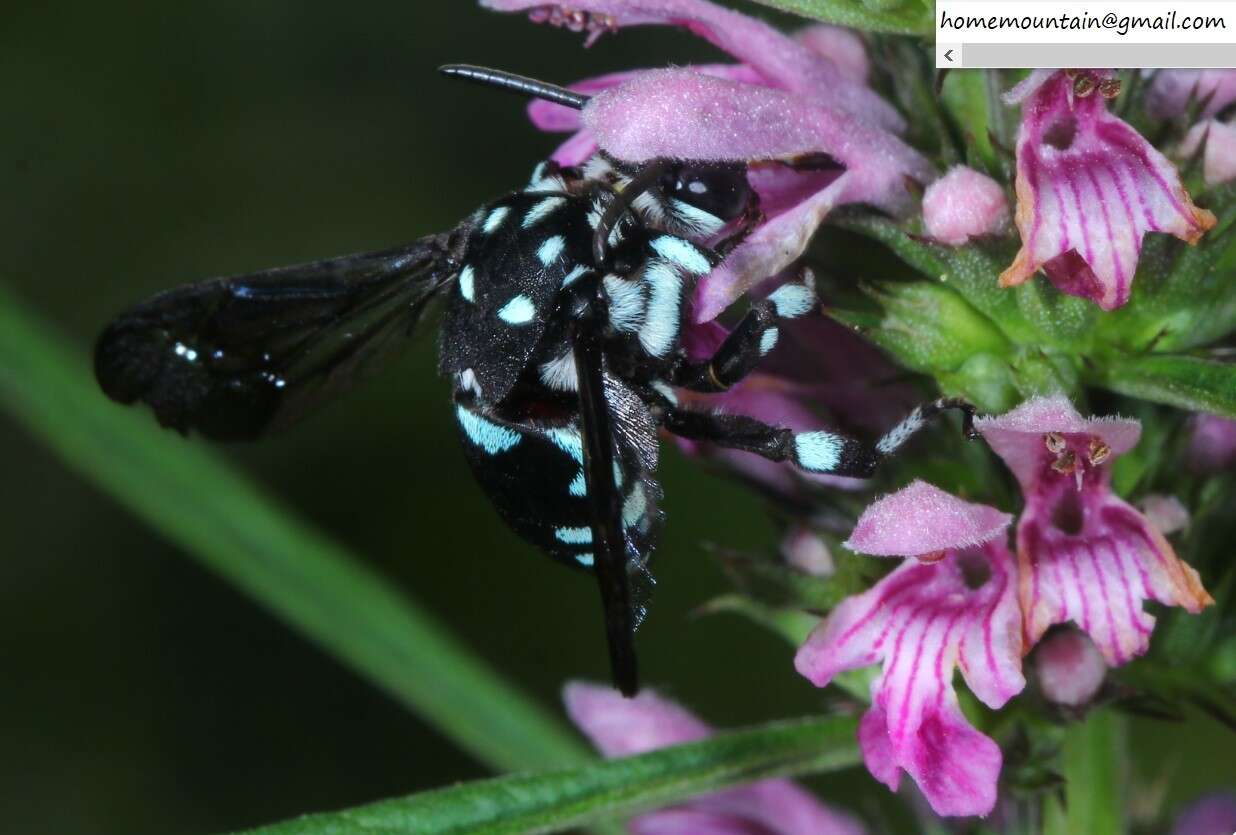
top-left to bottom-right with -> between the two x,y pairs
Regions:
95,232 -> 459,441
572,328 -> 641,696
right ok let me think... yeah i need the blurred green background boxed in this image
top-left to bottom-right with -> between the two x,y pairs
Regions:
2,3 -> 1232,834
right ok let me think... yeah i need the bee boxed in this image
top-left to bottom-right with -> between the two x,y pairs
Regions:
95,66 -> 973,694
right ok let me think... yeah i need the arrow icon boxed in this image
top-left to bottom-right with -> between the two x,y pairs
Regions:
944,48 -> 955,62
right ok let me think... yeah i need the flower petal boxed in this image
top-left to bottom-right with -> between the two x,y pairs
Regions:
922,166 -> 1010,246
481,0 -> 903,130
795,541 -> 1023,817
974,394 -> 1140,491
693,177 -> 849,321
527,70 -> 642,133
794,24 -> 868,83
582,70 -> 926,177
1000,71 -> 1216,310
527,64 -> 759,134
564,681 -> 709,757
1018,493 -> 1214,665
548,130 -> 599,167
1139,493 -> 1189,536
845,480 -> 1013,560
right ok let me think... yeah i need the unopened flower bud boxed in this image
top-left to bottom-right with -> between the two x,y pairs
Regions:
922,166 -> 1010,246
1036,628 -> 1107,706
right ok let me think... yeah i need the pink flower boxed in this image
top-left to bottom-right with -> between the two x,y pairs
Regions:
1187,414 -> 1236,474
796,481 -> 1024,818
1033,628 -> 1106,707
564,682 -> 867,835
999,70 -> 1216,310
482,0 -> 933,322
1147,69 -> 1236,120
975,395 -> 1214,666
921,166 -> 1010,246
1178,120 -> 1236,186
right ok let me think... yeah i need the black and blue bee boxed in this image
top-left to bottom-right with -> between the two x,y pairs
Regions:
95,66 -> 973,695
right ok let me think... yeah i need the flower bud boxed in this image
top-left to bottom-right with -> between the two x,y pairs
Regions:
780,525 -> 835,577
923,166 -> 1010,246
1188,414 -> 1236,474
1035,628 -> 1107,706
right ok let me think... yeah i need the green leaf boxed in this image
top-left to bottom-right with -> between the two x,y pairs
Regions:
834,212 -> 1096,350
1061,711 -> 1127,835
744,0 -> 932,35
1042,792 -> 1069,835
0,283 -> 588,773
941,70 -> 998,174
835,280 -> 1013,375
1092,353 -> 1236,419
237,715 -> 863,835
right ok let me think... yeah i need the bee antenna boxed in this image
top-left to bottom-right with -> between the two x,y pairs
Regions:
439,64 -> 590,111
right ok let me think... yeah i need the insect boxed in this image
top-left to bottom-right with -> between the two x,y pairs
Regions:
95,65 -> 975,695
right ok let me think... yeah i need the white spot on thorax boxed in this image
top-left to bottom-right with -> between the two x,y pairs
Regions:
523,197 -> 566,228
497,294 -> 537,325
537,235 -> 566,266
458,265 -> 476,302
482,206 -> 510,234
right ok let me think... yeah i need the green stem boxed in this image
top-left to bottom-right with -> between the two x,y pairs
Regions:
236,715 -> 862,835
1062,710 -> 1128,835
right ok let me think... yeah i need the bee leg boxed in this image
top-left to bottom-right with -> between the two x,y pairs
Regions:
673,268 -> 818,393
712,203 -> 764,259
661,398 -> 976,478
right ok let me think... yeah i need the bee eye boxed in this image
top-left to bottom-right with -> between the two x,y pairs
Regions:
661,163 -> 751,222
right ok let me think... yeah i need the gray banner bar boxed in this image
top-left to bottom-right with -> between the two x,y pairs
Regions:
962,42 -> 1236,68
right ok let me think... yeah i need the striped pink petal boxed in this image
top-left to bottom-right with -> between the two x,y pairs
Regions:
480,0 -> 903,131
845,480 -> 1013,560
794,539 -> 1024,818
564,682 -> 867,835
976,396 -> 1214,664
1017,490 -> 1213,665
1000,70 -> 1216,310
